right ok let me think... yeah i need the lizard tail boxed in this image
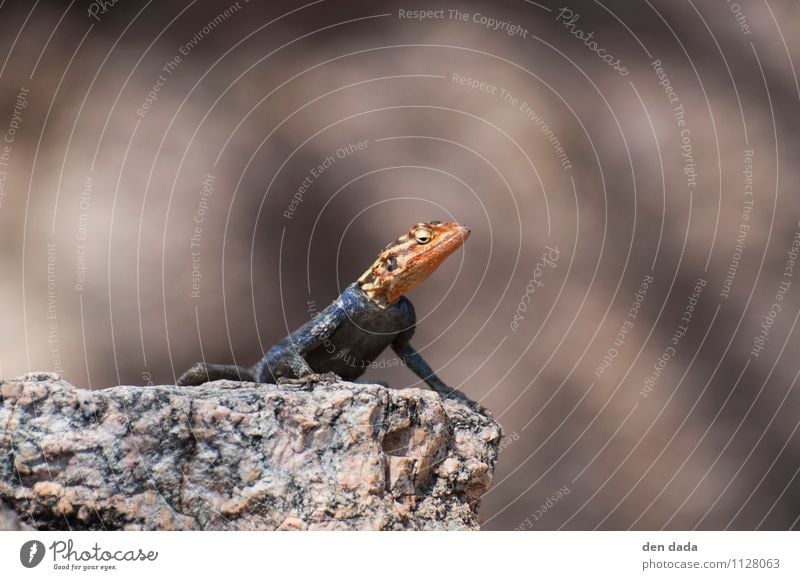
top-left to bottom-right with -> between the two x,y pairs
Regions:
176,362 -> 256,386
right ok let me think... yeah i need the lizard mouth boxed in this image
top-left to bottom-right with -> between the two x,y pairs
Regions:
429,223 -> 470,256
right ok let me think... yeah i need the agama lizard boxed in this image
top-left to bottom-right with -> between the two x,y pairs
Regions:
176,221 -> 486,413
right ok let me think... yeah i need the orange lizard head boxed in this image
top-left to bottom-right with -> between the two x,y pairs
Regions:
357,221 -> 470,307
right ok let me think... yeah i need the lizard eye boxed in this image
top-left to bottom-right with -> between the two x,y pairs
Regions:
386,256 -> 398,271
413,228 -> 432,244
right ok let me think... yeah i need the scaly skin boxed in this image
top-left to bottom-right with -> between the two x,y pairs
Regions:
177,221 -> 486,413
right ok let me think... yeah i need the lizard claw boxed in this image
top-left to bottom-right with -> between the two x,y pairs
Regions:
443,390 -> 492,417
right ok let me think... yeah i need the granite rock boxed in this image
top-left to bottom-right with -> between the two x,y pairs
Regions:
0,373 -> 501,530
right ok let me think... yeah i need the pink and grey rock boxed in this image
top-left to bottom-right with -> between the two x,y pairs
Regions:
0,373 -> 502,530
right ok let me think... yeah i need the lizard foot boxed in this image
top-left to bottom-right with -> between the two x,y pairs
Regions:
442,389 -> 492,417
277,372 -> 341,385
366,380 -> 390,387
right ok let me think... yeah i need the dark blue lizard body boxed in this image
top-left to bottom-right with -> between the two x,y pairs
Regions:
252,284 -> 416,382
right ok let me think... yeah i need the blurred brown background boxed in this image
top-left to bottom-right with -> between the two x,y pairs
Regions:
1,0 -> 799,530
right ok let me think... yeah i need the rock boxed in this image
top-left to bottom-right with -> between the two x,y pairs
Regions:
0,500 -> 33,530
0,372 -> 502,530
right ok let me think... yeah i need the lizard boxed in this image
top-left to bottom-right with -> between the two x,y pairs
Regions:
176,220 -> 487,413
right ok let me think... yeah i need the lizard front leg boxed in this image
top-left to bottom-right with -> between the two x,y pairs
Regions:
392,331 -> 489,415
254,301 -> 350,383
274,349 -> 339,385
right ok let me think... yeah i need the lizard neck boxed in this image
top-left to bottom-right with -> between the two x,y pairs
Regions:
357,262 -> 399,309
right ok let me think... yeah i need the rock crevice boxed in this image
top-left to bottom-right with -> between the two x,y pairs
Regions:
0,373 -> 501,530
